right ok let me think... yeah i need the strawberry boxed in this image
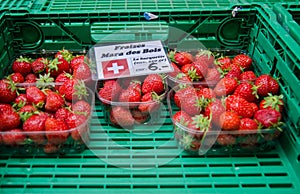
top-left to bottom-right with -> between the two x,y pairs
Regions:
173,51 -> 194,66
217,134 -> 236,146
1,129 -> 26,146
168,62 -> 181,77
0,104 -> 21,131
65,112 -> 87,141
220,62 -> 242,79
43,143 -> 60,154
259,94 -> 284,112
197,87 -> 216,99
175,73 -> 192,84
189,114 -> 211,132
238,118 -> 258,131
31,58 -> 48,74
26,86 -> 46,108
25,73 -> 37,82
70,55 -> 84,70
216,56 -> 231,67
110,106 -> 135,127
55,107 -> 71,121
45,91 -> 65,112
54,72 -> 72,90
0,79 -> 17,103
204,98 -> 225,125
188,62 -> 208,81
226,95 -> 255,118
213,77 -> 238,96
73,62 -> 91,80
59,78 -> 88,101
254,109 -> 281,128
12,56 -> 32,76
232,54 -> 252,70
205,67 -> 221,83
19,105 -> 37,114
55,49 -> 73,62
98,79 -> 122,103
131,109 -> 149,124
255,74 -> 279,97
138,92 -> 162,113
23,112 -> 48,144
173,86 -> 197,108
233,82 -> 259,102
45,117 -> 69,145
173,110 -> 192,127
119,88 -> 141,104
142,74 -> 165,95
47,57 -> 70,78
127,80 -> 142,93
195,50 -> 215,67
179,133 -> 201,151
181,63 -> 193,75
9,73 -> 24,83
249,102 -> 259,113
239,70 -> 257,82
14,94 -> 29,107
219,111 -> 241,130
72,100 -> 91,117
179,89 -> 205,116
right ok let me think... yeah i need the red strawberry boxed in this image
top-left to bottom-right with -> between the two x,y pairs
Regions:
239,118 -> 258,131
47,57 -> 70,78
19,105 -> 37,114
72,100 -> 91,117
233,82 -> 258,102
255,74 -> 279,97
12,56 -> 32,76
205,67 -> 221,83
254,109 -> 281,128
232,54 -> 252,70
173,51 -> 194,66
70,55 -> 84,70
204,98 -> 225,125
173,110 -> 192,127
14,94 -> 29,108
0,104 -> 21,131
197,87 -> 216,99
138,92 -> 162,113
168,62 -> 181,77
127,80 -> 142,94
142,74 -> 165,95
2,129 -> 26,146
175,73 -> 192,84
55,49 -> 73,62
26,86 -> 46,107
59,78 -> 88,101
188,62 -> 208,81
0,79 -> 17,103
43,143 -> 60,154
23,112 -> 48,144
45,117 -> 69,145
226,95 -> 255,118
195,50 -> 215,67
119,88 -> 141,104
216,56 -> 231,67
110,106 -> 135,127
25,73 -> 37,82
131,109 -> 149,124
173,86 -> 197,108
45,91 -> 65,112
259,94 -> 284,112
98,79 -> 122,103
213,77 -> 238,96
249,102 -> 259,113
73,62 -> 91,80
239,70 -> 257,82
31,58 -> 48,74
221,63 -> 242,79
9,73 -> 24,83
55,107 -> 71,121
65,112 -> 87,141
219,111 -> 241,130
181,63 -> 193,75
217,134 -> 236,146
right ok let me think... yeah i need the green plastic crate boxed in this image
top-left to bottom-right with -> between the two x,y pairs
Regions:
0,4 -> 300,193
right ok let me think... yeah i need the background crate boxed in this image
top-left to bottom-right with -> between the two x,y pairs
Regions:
0,2 -> 300,193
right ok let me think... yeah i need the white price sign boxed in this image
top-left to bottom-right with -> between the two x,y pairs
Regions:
93,40 -> 173,80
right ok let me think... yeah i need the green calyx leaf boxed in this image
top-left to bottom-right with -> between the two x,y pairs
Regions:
59,49 -> 73,62
74,80 -> 89,100
16,56 -> 33,63
36,73 -> 55,88
191,114 -> 211,132
48,58 -> 60,71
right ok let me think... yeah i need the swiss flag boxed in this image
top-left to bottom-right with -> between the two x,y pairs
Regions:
102,59 -> 130,79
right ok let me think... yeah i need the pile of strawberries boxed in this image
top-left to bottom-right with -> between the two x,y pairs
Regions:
0,50 -> 93,154
98,74 -> 166,128
170,50 -> 284,152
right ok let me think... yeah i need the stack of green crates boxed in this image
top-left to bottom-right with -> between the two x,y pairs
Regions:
0,1 -> 299,193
